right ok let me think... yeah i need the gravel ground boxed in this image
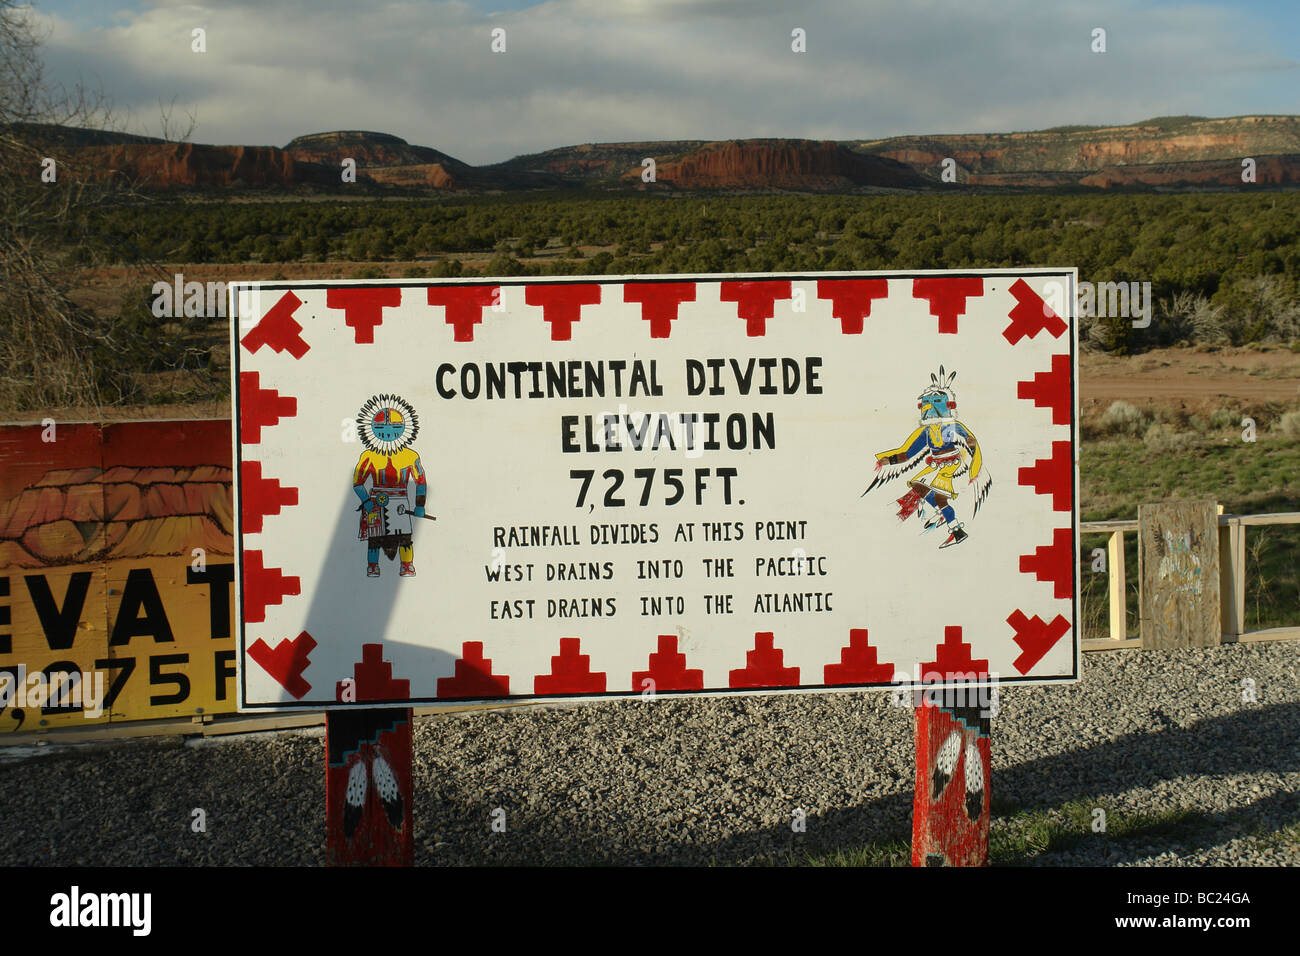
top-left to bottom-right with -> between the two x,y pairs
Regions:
1,642 -> 1296,866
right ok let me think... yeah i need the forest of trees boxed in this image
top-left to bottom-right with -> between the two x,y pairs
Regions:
77,191 -> 1300,355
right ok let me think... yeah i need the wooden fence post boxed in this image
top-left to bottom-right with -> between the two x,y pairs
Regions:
1107,529 -> 1127,641
326,708 -> 414,866
1218,512 -> 1246,640
912,691 -> 991,866
1231,519 -> 1246,635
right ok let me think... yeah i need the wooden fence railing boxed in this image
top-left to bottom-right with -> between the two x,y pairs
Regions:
1080,509 -> 1300,650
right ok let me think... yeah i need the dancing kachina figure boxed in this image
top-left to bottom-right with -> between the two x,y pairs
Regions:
863,366 -> 991,549
352,394 -> 429,577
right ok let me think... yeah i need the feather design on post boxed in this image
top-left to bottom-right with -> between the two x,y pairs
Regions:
932,729 -> 963,799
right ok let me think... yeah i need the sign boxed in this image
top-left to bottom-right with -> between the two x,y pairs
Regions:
230,269 -> 1080,711
0,421 -> 237,731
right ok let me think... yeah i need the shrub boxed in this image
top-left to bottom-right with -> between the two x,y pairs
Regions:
1209,407 -> 1239,429
1098,400 -> 1149,437
1277,411 -> 1300,440
486,253 -> 526,276
1143,423 -> 1196,453
1146,403 -> 1182,426
1212,275 -> 1300,345
1156,291 -> 1226,345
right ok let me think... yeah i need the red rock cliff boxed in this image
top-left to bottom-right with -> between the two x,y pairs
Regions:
655,140 -> 927,189
74,143 -> 336,187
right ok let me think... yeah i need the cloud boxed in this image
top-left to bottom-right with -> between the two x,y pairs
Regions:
29,0 -> 1299,164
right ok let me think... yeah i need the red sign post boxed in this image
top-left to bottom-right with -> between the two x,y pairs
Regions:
912,694 -> 993,866
326,708 -> 414,866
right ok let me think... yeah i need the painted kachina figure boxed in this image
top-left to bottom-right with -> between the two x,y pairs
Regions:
863,366 -> 991,549
352,394 -> 429,578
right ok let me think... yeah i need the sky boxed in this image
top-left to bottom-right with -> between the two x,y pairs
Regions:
26,0 -> 1300,165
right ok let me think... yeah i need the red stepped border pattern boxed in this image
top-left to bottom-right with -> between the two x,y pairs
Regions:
534,637 -> 607,694
912,277 -> 982,334
1007,610 -> 1072,674
1017,353 -> 1072,425
239,460 -> 298,534
632,635 -> 704,691
1018,440 -> 1073,512
720,280 -> 792,336
623,283 -> 696,338
825,628 -> 896,684
919,626 -> 989,681
729,632 -> 799,687
1019,527 -> 1075,599
241,291 -> 310,358
338,643 -> 411,701
240,549 -> 300,623
327,287 -> 402,344
247,629 -> 316,698
238,372 -> 296,445
437,641 -> 511,698
525,284 -> 602,341
426,285 -> 499,342
817,278 -> 889,334
1004,278 -> 1067,344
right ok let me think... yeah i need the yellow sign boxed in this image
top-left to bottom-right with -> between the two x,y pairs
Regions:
0,421 -> 237,731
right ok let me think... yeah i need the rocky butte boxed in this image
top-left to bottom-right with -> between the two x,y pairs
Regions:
651,139 -> 929,190
13,114 -> 1300,191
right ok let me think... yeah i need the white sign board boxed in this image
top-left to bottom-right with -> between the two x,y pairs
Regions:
231,269 -> 1079,710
